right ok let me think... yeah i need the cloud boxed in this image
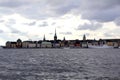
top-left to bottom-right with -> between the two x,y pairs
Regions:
114,17 -> 120,26
51,22 -> 56,25
81,6 -> 120,22
77,22 -> 103,30
0,0 -> 28,8
79,33 -> 90,37
7,19 -> 16,25
59,32 -> 72,35
24,21 -> 36,26
5,24 -> 20,34
0,0 -> 120,22
0,29 -> 4,33
84,33 -> 90,36
78,0 -> 120,22
0,20 -> 4,23
49,33 -> 53,35
39,22 -> 48,27
104,28 -> 120,38
4,24 -> 29,40
104,33 -> 114,37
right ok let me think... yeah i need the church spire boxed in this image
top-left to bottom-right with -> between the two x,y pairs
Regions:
55,28 -> 56,36
54,28 -> 57,41
63,36 -> 66,41
43,34 -> 46,41
83,34 -> 86,41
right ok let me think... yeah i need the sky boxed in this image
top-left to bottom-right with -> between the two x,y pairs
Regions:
0,0 -> 120,45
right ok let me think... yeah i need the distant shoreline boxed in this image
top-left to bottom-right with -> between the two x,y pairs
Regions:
2,47 -> 119,49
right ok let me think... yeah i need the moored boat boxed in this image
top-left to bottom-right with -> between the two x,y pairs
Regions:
88,45 -> 113,49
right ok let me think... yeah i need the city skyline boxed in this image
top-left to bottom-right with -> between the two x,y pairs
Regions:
0,0 -> 120,45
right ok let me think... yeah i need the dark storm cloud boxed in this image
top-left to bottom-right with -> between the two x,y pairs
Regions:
39,22 -> 48,27
77,22 -> 103,30
0,0 -> 120,22
59,32 -> 72,35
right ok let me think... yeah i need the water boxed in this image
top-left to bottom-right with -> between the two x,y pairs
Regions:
0,49 -> 120,80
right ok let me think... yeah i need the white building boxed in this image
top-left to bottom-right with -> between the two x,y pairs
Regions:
36,43 -> 41,48
28,42 -> 36,48
41,42 -> 52,48
82,42 -> 88,48
22,41 -> 29,48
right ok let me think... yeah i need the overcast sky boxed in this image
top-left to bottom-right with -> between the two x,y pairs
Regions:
0,0 -> 120,45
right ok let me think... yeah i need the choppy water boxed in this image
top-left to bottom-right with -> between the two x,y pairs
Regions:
0,49 -> 120,80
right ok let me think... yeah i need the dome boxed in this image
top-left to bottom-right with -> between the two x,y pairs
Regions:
17,39 -> 22,42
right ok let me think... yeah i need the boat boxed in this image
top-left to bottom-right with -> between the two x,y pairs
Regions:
88,45 -> 113,49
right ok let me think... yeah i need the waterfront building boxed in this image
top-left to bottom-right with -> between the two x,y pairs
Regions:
103,39 -> 120,47
81,42 -> 88,48
10,42 -> 17,48
22,41 -> 29,48
74,39 -> 81,47
69,41 -> 75,48
54,43 -> 61,48
98,39 -> 105,46
36,41 -> 42,48
41,42 -> 52,48
82,34 -> 88,48
6,41 -> 11,48
28,41 -> 37,48
60,42 -> 64,47
60,37 -> 66,47
16,39 -> 22,48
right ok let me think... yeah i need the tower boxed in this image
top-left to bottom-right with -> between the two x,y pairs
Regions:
63,36 -> 66,41
16,38 -> 22,48
43,34 -> 46,41
83,34 -> 86,41
54,29 -> 57,41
